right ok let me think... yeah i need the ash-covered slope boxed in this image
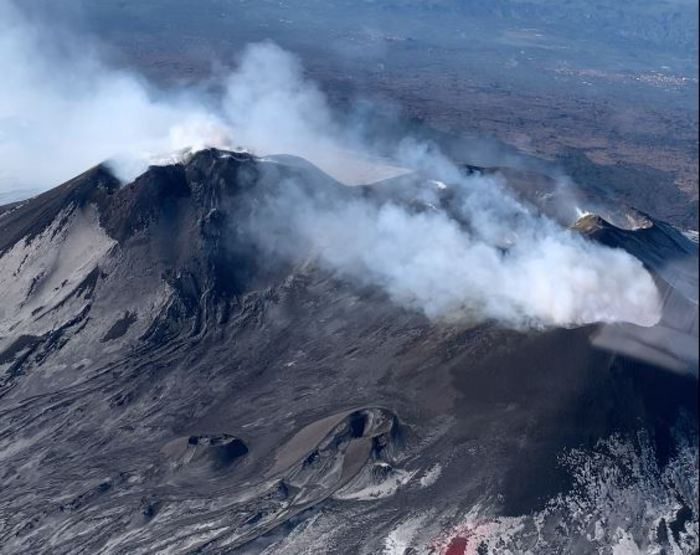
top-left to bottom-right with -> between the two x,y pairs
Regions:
0,149 -> 697,554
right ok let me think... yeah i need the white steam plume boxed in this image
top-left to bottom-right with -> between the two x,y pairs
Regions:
222,47 -> 661,328
0,0 -> 663,329
246,164 -> 662,329
0,0 -> 232,191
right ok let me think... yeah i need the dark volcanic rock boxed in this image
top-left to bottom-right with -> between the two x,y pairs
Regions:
0,149 -> 696,554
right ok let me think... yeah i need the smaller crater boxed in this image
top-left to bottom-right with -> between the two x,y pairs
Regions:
162,433 -> 248,472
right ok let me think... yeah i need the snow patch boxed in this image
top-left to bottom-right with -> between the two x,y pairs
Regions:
383,515 -> 429,554
430,432 -> 698,554
334,466 -> 416,501
419,463 -> 443,488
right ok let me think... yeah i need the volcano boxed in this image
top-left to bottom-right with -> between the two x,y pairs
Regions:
0,149 -> 697,553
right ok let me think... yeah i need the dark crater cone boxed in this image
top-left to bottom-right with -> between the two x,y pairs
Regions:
162,433 -> 249,474
0,148 -> 696,553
